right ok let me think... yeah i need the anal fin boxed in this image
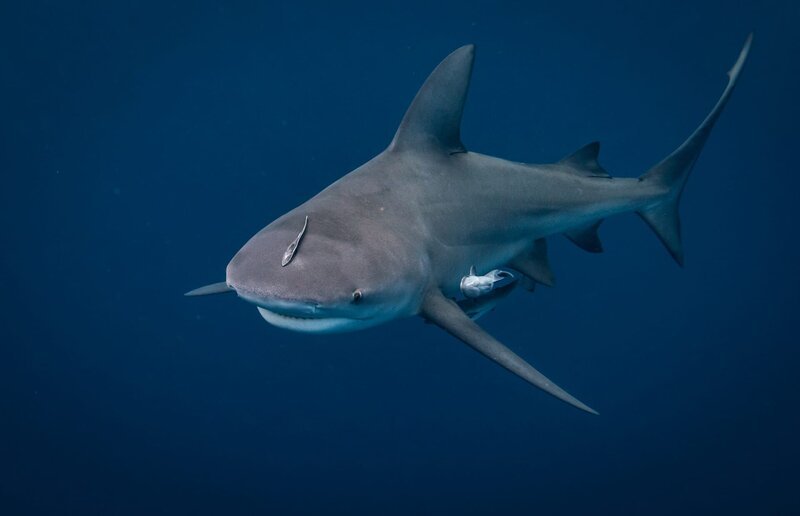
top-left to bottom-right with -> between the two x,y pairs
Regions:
565,220 -> 604,253
421,289 -> 598,415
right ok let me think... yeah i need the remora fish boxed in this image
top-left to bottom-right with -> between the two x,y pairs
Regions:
187,36 -> 752,414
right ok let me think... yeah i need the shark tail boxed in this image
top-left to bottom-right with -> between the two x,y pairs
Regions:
637,34 -> 752,266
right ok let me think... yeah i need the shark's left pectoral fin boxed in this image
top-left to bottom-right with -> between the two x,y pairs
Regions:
184,282 -> 233,296
421,289 -> 598,415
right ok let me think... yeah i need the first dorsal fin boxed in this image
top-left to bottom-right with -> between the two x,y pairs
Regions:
557,141 -> 610,178
389,45 -> 475,154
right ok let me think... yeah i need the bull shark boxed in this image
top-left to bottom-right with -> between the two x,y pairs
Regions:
187,36 -> 752,414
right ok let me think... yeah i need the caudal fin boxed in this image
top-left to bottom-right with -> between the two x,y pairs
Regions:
638,34 -> 752,266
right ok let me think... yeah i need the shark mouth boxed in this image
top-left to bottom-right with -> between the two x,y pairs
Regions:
256,306 -> 369,334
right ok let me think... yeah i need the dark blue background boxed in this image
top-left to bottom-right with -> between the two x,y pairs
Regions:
2,1 -> 798,514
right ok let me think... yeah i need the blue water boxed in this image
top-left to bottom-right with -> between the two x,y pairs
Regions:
3,1 -> 799,514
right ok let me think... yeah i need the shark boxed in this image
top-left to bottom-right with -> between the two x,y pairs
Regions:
187,35 -> 752,414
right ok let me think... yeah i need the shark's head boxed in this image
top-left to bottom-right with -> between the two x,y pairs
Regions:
225,209 -> 427,333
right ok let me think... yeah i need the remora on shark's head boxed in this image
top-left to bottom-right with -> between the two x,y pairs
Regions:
187,35 -> 753,414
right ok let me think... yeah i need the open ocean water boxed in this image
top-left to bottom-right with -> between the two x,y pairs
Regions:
2,1 -> 799,514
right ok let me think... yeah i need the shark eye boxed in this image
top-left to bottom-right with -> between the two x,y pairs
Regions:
352,289 -> 363,303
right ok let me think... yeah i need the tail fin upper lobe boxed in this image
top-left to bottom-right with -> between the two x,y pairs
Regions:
638,34 -> 752,266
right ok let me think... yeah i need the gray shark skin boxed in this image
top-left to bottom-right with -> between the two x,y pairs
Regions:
187,35 -> 752,414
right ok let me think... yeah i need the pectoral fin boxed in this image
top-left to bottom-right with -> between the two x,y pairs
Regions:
184,282 -> 233,296
420,289 -> 598,415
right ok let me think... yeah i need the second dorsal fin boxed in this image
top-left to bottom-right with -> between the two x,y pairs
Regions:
389,45 -> 475,154
557,141 -> 610,178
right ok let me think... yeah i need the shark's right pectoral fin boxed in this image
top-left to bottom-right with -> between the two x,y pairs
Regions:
420,289 -> 598,415
184,282 -> 233,296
